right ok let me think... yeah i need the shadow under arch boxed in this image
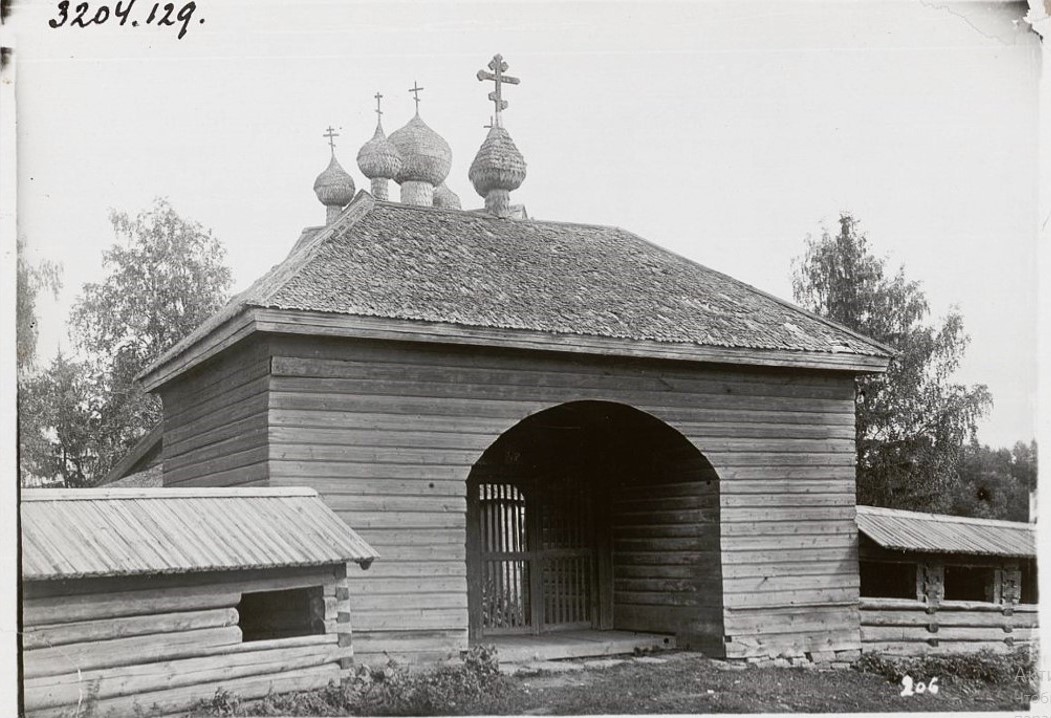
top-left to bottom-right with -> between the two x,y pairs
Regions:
466,400 -> 724,653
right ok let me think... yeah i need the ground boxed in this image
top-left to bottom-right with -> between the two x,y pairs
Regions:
209,649 -> 1034,716
486,652 -> 1031,714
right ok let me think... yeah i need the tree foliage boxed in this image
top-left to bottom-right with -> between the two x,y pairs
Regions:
792,214 -> 993,512
16,234 -> 62,373
951,440 -> 1037,522
19,198 -> 233,486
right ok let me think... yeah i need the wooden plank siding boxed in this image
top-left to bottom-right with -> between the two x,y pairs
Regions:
261,334 -> 862,664
21,564 -> 352,717
610,437 -> 723,652
160,338 -> 273,487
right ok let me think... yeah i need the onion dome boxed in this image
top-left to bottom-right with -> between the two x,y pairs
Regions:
433,182 -> 462,210
468,125 -> 526,217
388,114 -> 452,187
356,121 -> 403,181
313,155 -> 355,208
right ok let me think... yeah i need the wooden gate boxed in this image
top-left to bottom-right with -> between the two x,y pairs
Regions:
471,478 -> 596,636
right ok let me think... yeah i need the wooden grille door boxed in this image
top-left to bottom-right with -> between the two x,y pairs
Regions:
478,483 -> 532,634
475,480 -> 597,635
539,480 -> 595,631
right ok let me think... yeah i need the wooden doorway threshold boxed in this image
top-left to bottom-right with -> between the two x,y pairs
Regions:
484,629 -> 675,664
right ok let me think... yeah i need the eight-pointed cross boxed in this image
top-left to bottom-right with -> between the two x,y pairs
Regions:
477,54 -> 519,124
374,92 -> 384,118
409,81 -> 424,113
323,126 -> 339,153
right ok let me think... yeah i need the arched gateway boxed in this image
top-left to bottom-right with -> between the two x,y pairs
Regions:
466,401 -> 724,648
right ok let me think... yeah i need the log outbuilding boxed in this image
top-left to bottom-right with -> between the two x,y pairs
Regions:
20,487 -> 378,717
856,505 -> 1038,656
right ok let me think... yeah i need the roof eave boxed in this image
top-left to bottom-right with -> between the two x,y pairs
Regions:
138,308 -> 256,392
858,531 -> 1036,560
148,305 -> 890,390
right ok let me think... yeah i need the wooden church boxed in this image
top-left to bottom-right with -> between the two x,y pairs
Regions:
137,55 -> 893,666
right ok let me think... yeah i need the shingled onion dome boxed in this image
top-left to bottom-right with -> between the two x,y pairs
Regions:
433,182 -> 462,210
388,113 -> 452,207
313,155 -> 355,225
356,120 -> 402,201
468,124 -> 526,218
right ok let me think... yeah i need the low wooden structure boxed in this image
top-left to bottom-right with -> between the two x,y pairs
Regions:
856,505 -> 1037,655
20,488 -> 378,717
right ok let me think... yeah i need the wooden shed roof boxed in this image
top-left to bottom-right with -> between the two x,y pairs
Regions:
856,505 -> 1036,558
140,192 -> 892,390
21,488 -> 379,581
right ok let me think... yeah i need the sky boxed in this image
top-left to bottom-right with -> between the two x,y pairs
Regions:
9,0 -> 1042,447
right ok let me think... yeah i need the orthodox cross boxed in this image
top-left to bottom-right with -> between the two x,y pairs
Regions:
409,81 -> 424,113
476,53 -> 519,126
374,92 -> 384,118
323,126 -> 339,154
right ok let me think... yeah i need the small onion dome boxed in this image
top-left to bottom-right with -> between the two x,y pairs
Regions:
468,125 -> 526,198
433,182 -> 462,210
313,155 -> 356,208
388,114 -> 452,186
356,121 -> 403,181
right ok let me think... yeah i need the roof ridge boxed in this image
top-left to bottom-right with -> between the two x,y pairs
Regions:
600,225 -> 896,359
136,192 -> 377,383
254,190 -> 376,306
856,504 -> 1033,530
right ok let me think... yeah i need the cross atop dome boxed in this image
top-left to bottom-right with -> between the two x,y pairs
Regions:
357,92 -> 403,202
323,126 -> 339,154
314,125 -> 354,224
409,81 -> 425,114
470,53 -> 526,217
476,53 -> 520,127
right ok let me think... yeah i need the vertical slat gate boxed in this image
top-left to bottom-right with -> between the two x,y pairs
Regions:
479,483 -> 531,633
476,478 -> 597,635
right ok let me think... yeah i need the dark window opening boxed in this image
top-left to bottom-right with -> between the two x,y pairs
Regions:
237,586 -> 325,642
1021,560 -> 1039,604
943,565 -> 995,602
860,561 -> 916,599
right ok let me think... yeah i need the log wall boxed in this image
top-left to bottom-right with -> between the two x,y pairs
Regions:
610,432 -> 723,651
21,564 -> 351,717
859,597 -> 1038,655
265,335 -> 861,663
160,338 -> 272,487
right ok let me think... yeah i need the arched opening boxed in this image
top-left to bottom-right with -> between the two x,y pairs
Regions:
466,401 -> 723,648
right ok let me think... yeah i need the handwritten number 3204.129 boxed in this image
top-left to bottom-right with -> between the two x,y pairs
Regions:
49,1 -> 200,40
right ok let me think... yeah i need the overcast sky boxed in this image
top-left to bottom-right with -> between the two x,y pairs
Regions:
12,0 -> 1040,447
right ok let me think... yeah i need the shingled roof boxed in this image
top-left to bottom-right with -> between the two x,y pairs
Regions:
141,192 -> 892,388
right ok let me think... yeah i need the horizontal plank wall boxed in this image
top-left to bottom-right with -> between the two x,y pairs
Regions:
611,428 -> 723,651
22,565 -> 350,717
265,334 -> 861,664
160,337 -> 272,487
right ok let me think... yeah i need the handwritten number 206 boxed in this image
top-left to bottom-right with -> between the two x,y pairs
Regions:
900,675 -> 940,696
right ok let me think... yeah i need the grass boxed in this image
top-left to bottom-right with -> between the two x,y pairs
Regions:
498,652 -> 1034,714
189,646 -> 1037,716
